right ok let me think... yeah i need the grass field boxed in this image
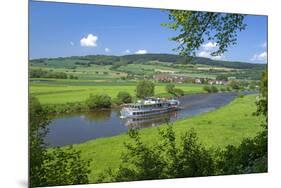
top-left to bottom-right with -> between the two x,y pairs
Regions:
30,64 -> 127,81
30,80 -> 214,105
30,58 -> 249,81
60,94 -> 264,182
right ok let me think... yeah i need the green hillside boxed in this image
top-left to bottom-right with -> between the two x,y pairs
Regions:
30,53 -> 266,81
30,53 -> 266,69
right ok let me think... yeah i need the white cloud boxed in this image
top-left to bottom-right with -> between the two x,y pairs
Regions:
261,41 -> 267,48
198,42 -> 223,60
70,41 -> 74,46
125,49 -> 131,53
251,51 -> 267,62
198,51 -> 223,60
105,48 -> 110,52
198,51 -> 210,58
80,34 -> 98,47
202,42 -> 218,51
135,49 -> 147,54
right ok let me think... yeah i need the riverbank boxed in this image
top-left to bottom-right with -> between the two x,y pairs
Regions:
31,79 -> 257,114
55,94 -> 264,182
30,80 -> 226,114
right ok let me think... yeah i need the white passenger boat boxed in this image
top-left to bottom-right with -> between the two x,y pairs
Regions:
120,97 -> 180,118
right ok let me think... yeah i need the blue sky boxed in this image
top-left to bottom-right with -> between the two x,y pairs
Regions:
29,1 -> 267,63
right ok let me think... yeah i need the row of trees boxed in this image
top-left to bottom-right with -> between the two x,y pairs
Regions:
85,80 -> 185,109
30,69 -> 78,79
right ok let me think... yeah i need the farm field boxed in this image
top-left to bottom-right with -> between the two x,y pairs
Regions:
30,54 -> 266,81
60,94 -> 264,182
30,79 -> 216,105
30,64 -> 127,81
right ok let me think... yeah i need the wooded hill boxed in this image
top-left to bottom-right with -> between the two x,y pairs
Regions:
30,53 -> 266,70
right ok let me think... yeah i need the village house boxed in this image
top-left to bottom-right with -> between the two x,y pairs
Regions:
154,73 -> 192,83
207,79 -> 227,85
215,80 -> 228,85
207,79 -> 215,85
154,73 -> 228,85
194,78 -> 202,84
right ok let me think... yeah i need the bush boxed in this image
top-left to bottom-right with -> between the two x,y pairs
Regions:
229,80 -> 240,90
173,88 -> 185,96
166,83 -> 175,94
117,92 -> 132,104
226,87 -> 232,92
44,102 -> 88,114
211,86 -> 219,93
97,127 -> 215,182
203,86 -> 212,93
217,131 -> 267,175
165,84 -> 184,96
69,75 -> 78,80
97,127 -> 267,183
203,85 -> 218,93
220,88 -> 226,92
86,94 -> 111,109
237,93 -> 244,98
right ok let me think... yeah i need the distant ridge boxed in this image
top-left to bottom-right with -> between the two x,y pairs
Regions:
31,53 -> 266,70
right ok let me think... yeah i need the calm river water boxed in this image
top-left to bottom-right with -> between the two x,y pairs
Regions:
45,92 -> 253,147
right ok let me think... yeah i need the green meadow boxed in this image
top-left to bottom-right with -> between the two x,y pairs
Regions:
30,79 -> 213,105
61,94 -> 264,182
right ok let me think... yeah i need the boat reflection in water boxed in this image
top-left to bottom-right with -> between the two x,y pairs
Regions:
122,111 -> 179,129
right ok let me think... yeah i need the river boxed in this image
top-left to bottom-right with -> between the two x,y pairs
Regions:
45,92 -> 253,147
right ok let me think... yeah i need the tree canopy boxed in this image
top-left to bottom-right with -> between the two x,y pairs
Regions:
163,11 -> 246,58
29,96 -> 92,187
136,80 -> 155,98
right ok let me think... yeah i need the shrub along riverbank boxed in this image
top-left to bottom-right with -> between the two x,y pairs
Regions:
56,94 -> 264,182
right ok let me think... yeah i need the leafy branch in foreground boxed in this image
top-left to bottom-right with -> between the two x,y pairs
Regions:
97,126 -> 215,182
255,70 -> 268,128
162,10 -> 246,58
43,146 -> 91,186
29,96 -> 92,187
